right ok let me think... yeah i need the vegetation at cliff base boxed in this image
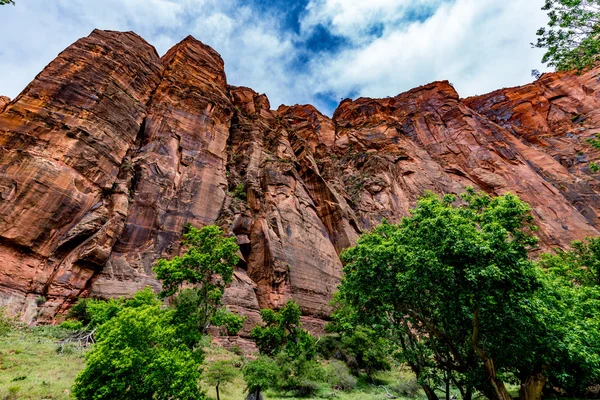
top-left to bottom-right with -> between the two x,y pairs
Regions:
2,196 -> 600,400
71,225 -> 245,400
335,189 -> 600,400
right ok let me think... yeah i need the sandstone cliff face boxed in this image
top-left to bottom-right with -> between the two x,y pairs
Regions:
0,30 -> 598,332
0,96 -> 9,113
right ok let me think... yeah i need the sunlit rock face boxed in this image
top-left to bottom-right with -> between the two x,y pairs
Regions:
0,30 -> 598,334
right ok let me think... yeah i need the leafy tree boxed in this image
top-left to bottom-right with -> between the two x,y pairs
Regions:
242,356 -> 279,400
251,300 -> 316,359
73,225 -> 244,399
154,224 -> 240,333
203,361 -> 238,400
534,0 -> 600,71
320,320 -> 391,376
210,307 -> 247,336
337,190 -> 541,400
0,0 -> 15,5
534,240 -> 600,396
68,287 -> 160,329
249,300 -> 323,397
72,304 -> 203,400
540,237 -> 600,286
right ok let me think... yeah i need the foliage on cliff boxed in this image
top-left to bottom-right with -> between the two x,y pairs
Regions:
535,0 -> 600,71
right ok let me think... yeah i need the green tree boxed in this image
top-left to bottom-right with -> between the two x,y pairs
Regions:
0,1 -> 15,5
154,224 -> 241,333
321,318 -> 392,376
534,240 -> 600,396
249,300 -> 323,397
203,361 -> 238,400
251,300 -> 316,359
73,225 -> 244,399
534,0 -> 600,71
338,190 -> 541,400
540,237 -> 600,286
72,304 -> 203,400
242,356 -> 279,400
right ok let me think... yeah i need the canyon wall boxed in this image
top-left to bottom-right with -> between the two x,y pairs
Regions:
1,30 -> 599,336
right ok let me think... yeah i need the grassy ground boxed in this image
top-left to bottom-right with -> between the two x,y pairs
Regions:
201,345 -> 427,400
0,327 -> 86,400
0,327 -> 435,400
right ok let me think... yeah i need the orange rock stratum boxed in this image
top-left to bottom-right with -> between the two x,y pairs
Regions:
1,30 -> 600,336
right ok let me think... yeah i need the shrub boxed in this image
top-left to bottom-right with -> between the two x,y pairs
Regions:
242,356 -> 279,400
72,305 -> 204,400
275,352 -> 325,397
590,162 -> 600,173
390,370 -> 420,398
324,360 -> 357,391
233,183 -> 247,201
0,307 -> 16,337
59,319 -> 84,331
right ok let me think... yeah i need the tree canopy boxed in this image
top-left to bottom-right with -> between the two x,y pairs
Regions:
336,189 -> 600,400
72,225 -> 243,400
535,0 -> 600,71
337,190 -> 543,400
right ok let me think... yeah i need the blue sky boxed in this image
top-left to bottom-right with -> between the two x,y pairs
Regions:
0,0 -> 550,116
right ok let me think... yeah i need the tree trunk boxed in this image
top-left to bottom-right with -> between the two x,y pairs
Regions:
245,388 -> 263,400
480,357 -> 513,400
216,382 -> 220,400
423,384 -> 441,400
471,309 -> 512,400
445,372 -> 451,400
519,373 -> 546,400
464,387 -> 472,400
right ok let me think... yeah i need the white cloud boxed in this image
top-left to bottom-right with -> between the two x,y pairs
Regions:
305,0 -> 551,102
302,0 -> 447,43
0,0 -> 552,115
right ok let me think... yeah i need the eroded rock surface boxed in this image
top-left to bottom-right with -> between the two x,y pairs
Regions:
0,30 -> 599,333
0,96 -> 9,113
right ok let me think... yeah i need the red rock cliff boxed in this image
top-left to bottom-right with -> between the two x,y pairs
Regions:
0,30 -> 598,333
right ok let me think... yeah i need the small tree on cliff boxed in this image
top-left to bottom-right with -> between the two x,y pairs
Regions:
535,0 -> 600,71
337,190 -> 543,400
154,224 -> 245,339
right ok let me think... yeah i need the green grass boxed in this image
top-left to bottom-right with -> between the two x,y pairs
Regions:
0,327 -> 427,400
0,328 -> 86,399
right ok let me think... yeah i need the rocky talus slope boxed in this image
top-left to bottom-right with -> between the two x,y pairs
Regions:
1,30 -> 599,337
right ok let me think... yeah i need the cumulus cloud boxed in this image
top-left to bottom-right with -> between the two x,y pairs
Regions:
305,0 -> 551,102
0,0 -> 551,115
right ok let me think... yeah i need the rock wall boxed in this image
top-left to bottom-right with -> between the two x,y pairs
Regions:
0,30 -> 599,334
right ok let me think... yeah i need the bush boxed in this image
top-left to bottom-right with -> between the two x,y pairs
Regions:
233,183 -> 247,201
390,371 -> 420,398
275,352 -> 325,397
242,356 -> 279,400
59,319 -> 83,331
324,360 -> 357,391
72,305 -> 204,400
